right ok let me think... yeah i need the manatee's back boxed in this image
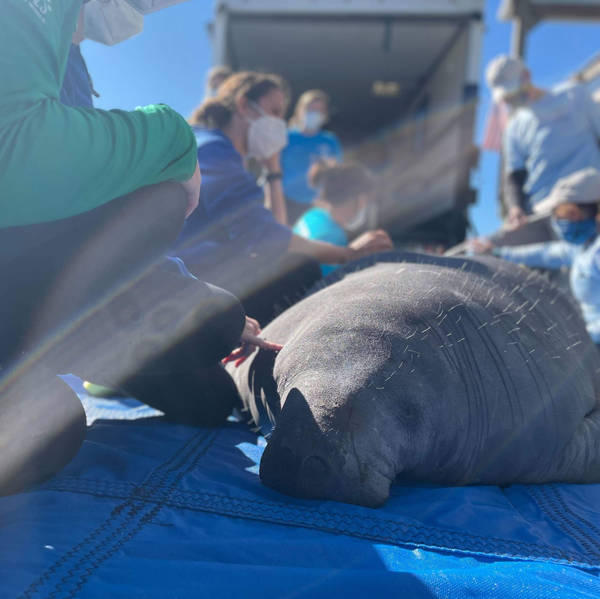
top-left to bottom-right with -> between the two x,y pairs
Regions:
229,254 -> 600,505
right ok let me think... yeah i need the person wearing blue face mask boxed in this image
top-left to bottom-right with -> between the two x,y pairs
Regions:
471,168 -> 600,346
293,159 -> 376,275
282,90 -> 343,223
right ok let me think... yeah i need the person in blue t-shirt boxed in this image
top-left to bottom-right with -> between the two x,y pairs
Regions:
486,55 -> 600,230
179,72 -> 392,323
282,90 -> 343,223
470,168 -> 600,347
293,159 -> 376,276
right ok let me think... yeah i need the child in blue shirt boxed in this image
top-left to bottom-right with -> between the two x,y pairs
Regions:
294,160 -> 376,275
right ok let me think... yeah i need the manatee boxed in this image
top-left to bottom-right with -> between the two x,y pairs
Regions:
228,252 -> 600,507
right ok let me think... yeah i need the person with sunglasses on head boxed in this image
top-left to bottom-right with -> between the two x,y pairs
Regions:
486,55 -> 600,230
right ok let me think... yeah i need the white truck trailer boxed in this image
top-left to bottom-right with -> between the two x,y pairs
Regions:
210,0 -> 485,247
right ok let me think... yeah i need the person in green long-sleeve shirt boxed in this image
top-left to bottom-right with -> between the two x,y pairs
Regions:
0,0 -> 200,226
0,0 -> 276,497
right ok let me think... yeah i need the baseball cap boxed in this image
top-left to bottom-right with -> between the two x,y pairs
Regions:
485,55 -> 528,102
534,168 -> 600,215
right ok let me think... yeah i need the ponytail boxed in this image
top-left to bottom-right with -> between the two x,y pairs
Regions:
188,97 -> 236,129
189,70 -> 289,130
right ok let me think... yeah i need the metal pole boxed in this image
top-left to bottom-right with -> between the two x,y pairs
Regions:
511,16 -> 528,58
510,0 -> 539,59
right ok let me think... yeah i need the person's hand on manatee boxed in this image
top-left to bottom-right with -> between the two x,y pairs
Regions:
349,230 -> 393,258
469,238 -> 494,254
222,316 -> 283,367
505,205 -> 528,230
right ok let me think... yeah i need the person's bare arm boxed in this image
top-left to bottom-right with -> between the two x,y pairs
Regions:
504,169 -> 528,229
263,153 -> 287,226
288,230 -> 393,264
180,161 -> 201,218
288,234 -> 353,263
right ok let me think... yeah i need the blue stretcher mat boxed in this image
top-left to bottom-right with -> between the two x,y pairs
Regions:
1,376 -> 600,598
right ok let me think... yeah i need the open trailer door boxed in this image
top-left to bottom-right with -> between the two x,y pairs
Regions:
211,0 -> 484,247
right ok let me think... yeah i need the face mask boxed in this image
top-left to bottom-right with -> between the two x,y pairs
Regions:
503,87 -> 531,110
551,218 -> 597,245
246,102 -> 288,160
125,0 -> 186,14
302,110 -> 326,132
83,0 -> 186,45
83,0 -> 143,45
345,204 -> 369,232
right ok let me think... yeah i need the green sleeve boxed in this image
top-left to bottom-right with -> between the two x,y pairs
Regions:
0,0 -> 197,227
0,100 -> 197,226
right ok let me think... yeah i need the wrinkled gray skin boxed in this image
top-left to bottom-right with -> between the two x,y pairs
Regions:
228,253 -> 600,508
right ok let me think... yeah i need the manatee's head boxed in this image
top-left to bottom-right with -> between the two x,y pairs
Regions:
258,317 -> 419,507
260,386 -> 399,508
254,267 -> 440,507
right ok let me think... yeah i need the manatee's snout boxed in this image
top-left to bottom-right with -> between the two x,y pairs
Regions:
259,388 -> 391,507
259,388 -> 337,500
260,433 -> 390,507
260,442 -> 333,499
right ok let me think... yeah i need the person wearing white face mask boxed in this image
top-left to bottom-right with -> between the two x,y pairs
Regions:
293,160 -> 376,275
179,72 -> 392,323
282,90 -> 343,223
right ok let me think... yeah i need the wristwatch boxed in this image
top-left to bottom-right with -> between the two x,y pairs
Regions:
265,171 -> 283,182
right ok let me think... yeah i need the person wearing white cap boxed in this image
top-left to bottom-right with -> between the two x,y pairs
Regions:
471,168 -> 600,346
486,55 -> 600,229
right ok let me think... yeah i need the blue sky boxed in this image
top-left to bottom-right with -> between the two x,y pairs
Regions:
83,0 -> 599,237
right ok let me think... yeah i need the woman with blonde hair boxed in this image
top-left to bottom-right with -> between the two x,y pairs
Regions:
282,90 -> 343,222
178,73 -> 392,323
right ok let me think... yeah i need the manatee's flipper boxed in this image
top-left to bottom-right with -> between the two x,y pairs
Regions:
548,407 -> 600,483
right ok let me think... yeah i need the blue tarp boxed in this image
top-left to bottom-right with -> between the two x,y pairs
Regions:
1,376 -> 600,598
